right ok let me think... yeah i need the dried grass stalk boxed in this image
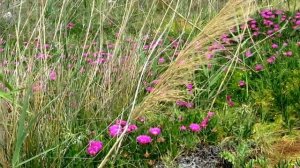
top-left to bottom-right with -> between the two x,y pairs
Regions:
132,0 -> 255,120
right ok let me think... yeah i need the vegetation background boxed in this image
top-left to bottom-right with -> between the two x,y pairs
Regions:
0,0 -> 299,167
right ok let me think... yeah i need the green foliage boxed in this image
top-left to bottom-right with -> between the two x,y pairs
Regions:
1,0 -> 299,167
220,140 -> 267,168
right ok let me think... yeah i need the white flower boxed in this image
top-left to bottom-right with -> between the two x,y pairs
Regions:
3,12 -> 12,20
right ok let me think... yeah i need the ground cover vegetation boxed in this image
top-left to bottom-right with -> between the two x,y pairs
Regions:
0,0 -> 300,167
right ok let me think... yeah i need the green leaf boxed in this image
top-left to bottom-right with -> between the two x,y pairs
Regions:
12,89 -> 31,167
0,73 -> 14,91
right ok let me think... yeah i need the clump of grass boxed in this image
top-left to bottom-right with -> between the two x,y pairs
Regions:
132,0 -> 255,120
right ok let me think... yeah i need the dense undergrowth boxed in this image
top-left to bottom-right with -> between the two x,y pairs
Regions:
0,0 -> 300,167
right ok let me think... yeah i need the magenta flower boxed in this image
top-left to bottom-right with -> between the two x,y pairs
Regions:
283,51 -> 292,57
180,125 -> 187,131
267,30 -> 274,35
138,116 -> 146,123
87,140 -> 103,156
189,123 -> 201,132
245,50 -> 253,58
49,70 -> 57,81
82,52 -> 89,57
226,95 -> 235,107
146,86 -> 154,93
206,52 -> 214,59
152,79 -> 159,85
149,127 -> 161,136
239,80 -> 246,87
143,45 -> 149,50
185,102 -> 194,108
32,81 -> 44,92
207,111 -> 215,118
252,31 -> 259,36
176,100 -> 186,107
267,56 -> 276,64
136,135 -> 152,145
200,118 -> 209,128
127,124 -> 138,133
255,64 -> 264,71
36,53 -> 49,60
271,43 -> 279,49
109,124 -> 122,137
275,10 -> 283,15
115,120 -> 127,126
66,22 -> 75,30
171,40 -> 180,48
228,101 -> 234,107
186,83 -> 193,91
158,57 -> 165,64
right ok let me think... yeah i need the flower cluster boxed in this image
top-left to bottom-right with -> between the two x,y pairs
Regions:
136,127 -> 162,145
176,100 -> 194,108
87,140 -> 103,156
181,111 -> 215,133
109,120 -> 138,137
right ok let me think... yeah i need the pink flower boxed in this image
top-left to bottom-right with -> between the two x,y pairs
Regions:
206,52 -> 214,59
255,64 -> 264,71
152,80 -> 159,85
67,22 -> 75,30
239,80 -> 246,87
171,40 -> 180,48
158,57 -> 165,64
87,140 -> 103,156
275,10 -> 283,15
136,135 -> 152,145
49,70 -> 57,81
82,53 -> 89,57
253,31 -> 259,36
200,118 -> 209,128
267,30 -> 274,35
107,43 -> 115,49
228,101 -> 234,107
226,95 -> 234,107
115,120 -> 127,126
207,111 -> 215,118
245,50 -> 253,58
109,124 -> 122,137
283,51 -> 293,57
146,86 -> 154,93
185,102 -> 194,108
267,56 -> 276,64
143,45 -> 149,50
32,81 -> 44,92
149,127 -> 161,136
176,100 -> 194,108
189,123 -> 201,132
186,83 -> 193,91
271,43 -> 278,49
138,117 -> 146,123
180,126 -> 187,131
176,100 -> 186,107
127,124 -> 138,133
36,53 -> 49,60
